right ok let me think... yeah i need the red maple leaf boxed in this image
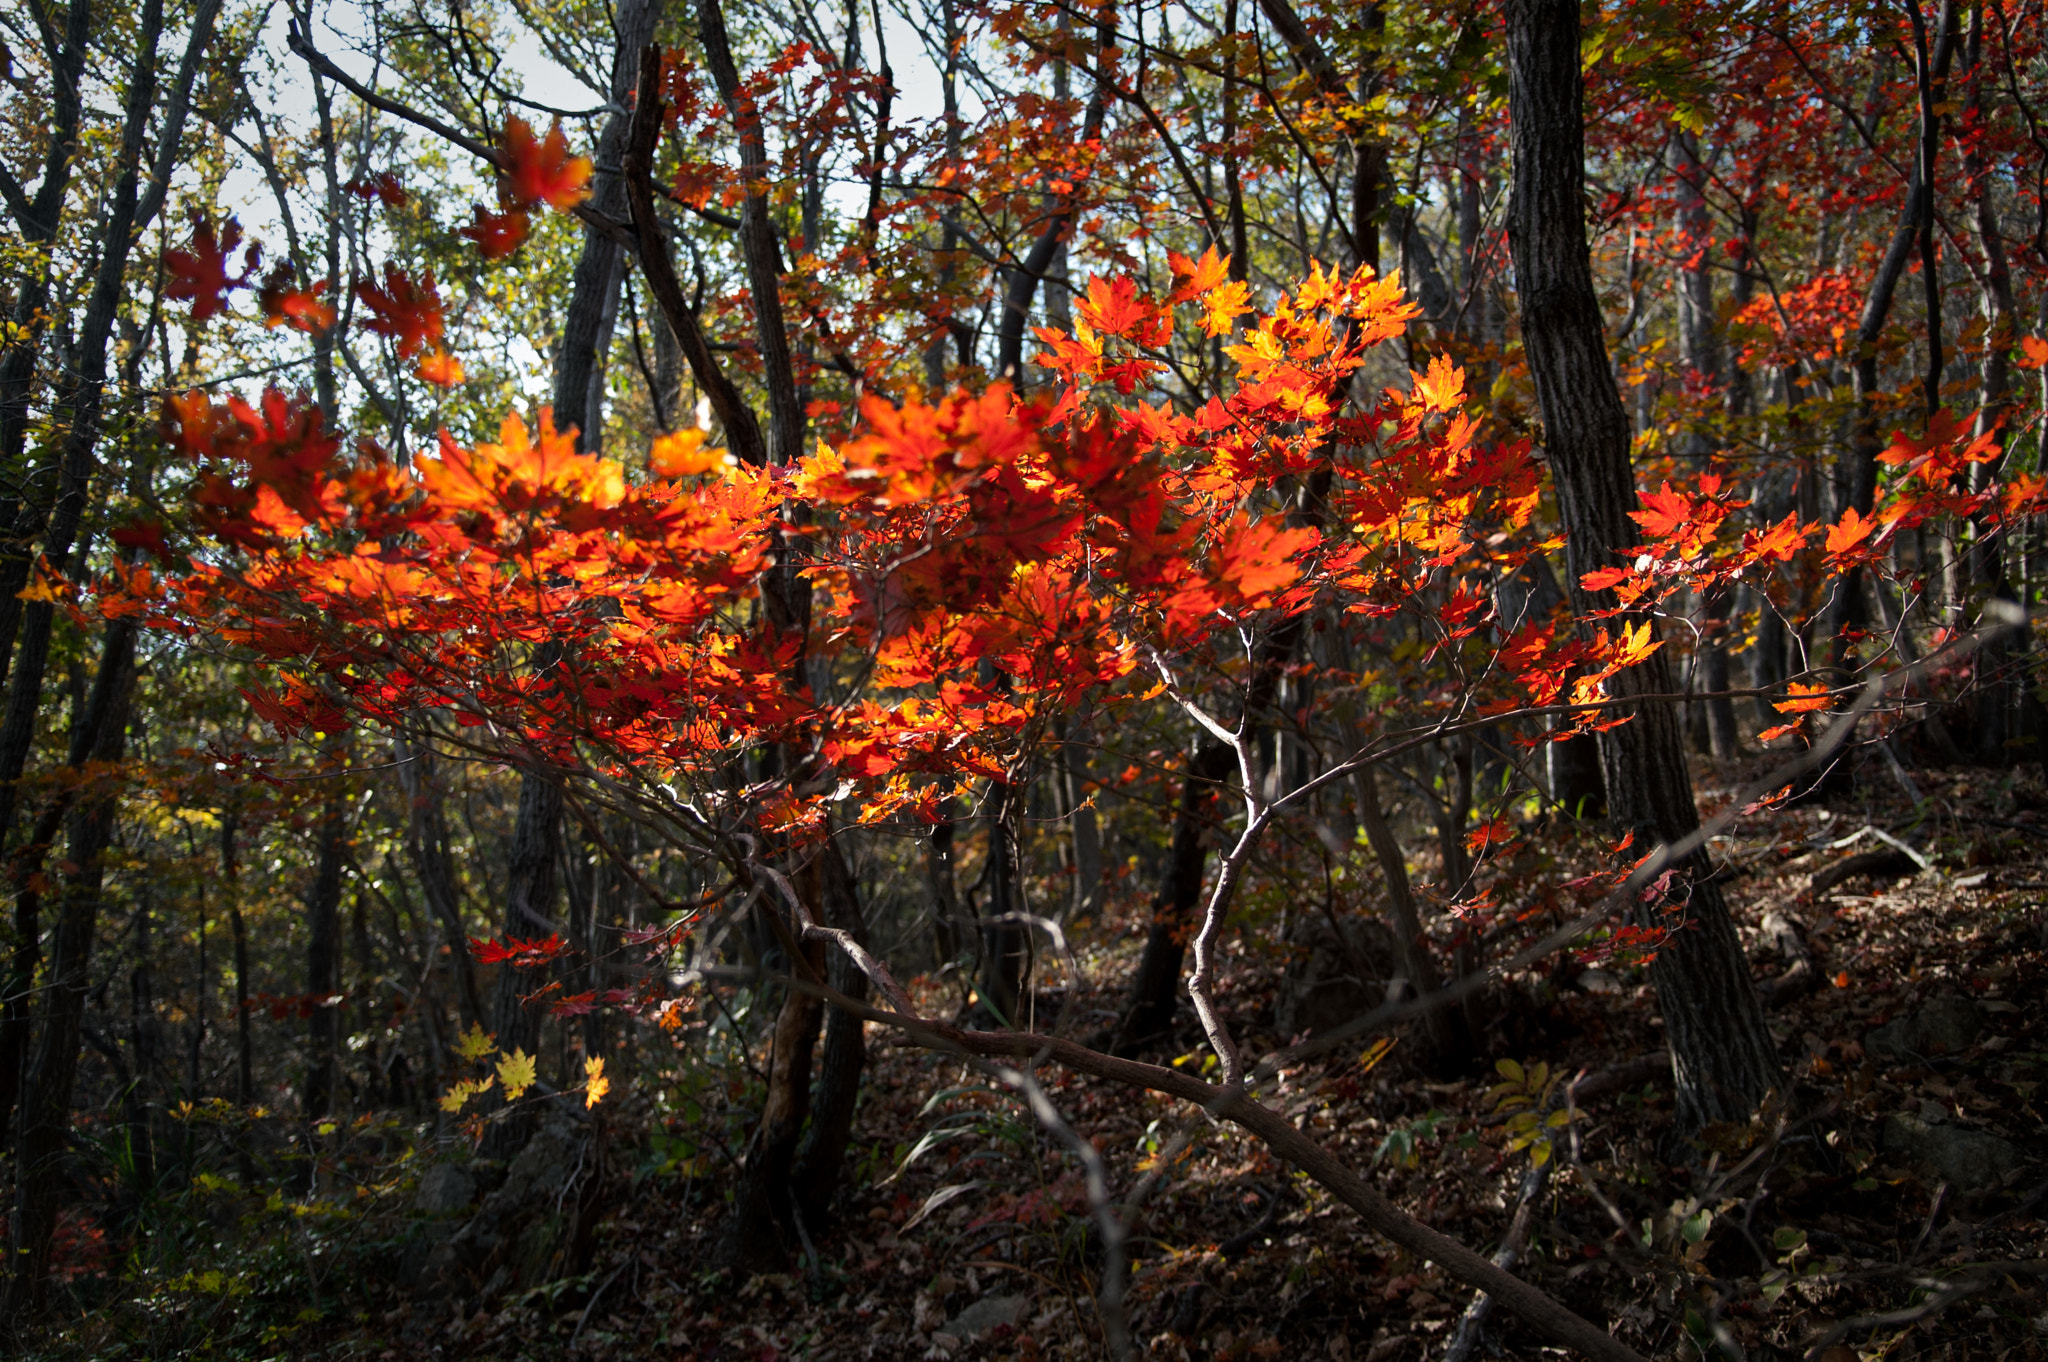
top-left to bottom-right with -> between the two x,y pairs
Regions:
345,171 -> 407,206
467,933 -> 570,967
256,267 -> 337,336
459,204 -> 531,260
165,217 -> 258,321
355,263 -> 445,359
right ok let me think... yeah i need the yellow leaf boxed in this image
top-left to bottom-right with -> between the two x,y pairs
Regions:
454,1022 -> 495,1063
1358,1036 -> 1398,1076
496,1047 -> 537,1101
438,1075 -> 494,1113
584,1055 -> 609,1109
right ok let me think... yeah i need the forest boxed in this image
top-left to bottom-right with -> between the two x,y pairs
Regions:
0,0 -> 2044,1355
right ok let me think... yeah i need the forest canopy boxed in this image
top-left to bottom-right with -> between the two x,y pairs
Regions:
1,0 -> 2046,1356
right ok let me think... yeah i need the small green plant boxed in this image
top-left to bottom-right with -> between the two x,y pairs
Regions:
1374,1109 -> 1449,1169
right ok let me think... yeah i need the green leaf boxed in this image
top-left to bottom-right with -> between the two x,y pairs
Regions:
1495,1058 -> 1525,1084
1772,1226 -> 1807,1252
1682,1208 -> 1713,1245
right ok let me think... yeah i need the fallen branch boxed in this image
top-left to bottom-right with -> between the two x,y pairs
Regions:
1443,1158 -> 1551,1362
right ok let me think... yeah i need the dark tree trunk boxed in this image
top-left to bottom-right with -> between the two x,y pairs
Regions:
792,838 -> 868,1224
1354,766 -> 1472,1062
718,859 -> 826,1271
978,780 -> 1027,1026
1673,132 -> 1740,760
4,620 -> 135,1313
1962,6 -> 2024,763
1504,0 -> 1782,1129
223,814 -> 254,1184
925,802 -> 961,965
0,0 -> 219,852
303,795 -> 345,1121
395,738 -> 483,1026
0,0 -> 92,686
1113,740 -> 1235,1053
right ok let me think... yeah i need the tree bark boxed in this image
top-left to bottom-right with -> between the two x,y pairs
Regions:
1504,0 -> 1782,1128
718,866 -> 827,1271
791,837 -> 868,1224
1112,740 -> 1235,1053
4,619 -> 135,1313
0,0 -> 93,686
1673,132 -> 1740,760
395,738 -> 482,1027
0,0 -> 219,853
1962,2 -> 2024,763
1353,765 -> 1472,1061
302,793 -> 345,1121
977,779 -> 1027,1025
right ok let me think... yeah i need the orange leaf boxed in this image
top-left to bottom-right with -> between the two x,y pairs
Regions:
1609,620 -> 1663,669
500,116 -> 593,211
1824,506 -> 1876,559
415,348 -> 464,387
1167,246 -> 1231,298
1411,354 -> 1466,413
256,267 -> 336,335
1772,682 -> 1833,714
650,428 -> 728,477
1213,516 -> 1318,600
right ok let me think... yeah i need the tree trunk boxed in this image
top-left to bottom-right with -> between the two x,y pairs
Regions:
303,793 -> 345,1121
1962,3 -> 2023,764
395,738 -> 482,1026
0,0 -> 219,852
1354,766 -> 1472,1062
1504,0 -> 1782,1129
4,620 -> 135,1313
1057,716 -> 1102,920
0,0 -> 93,687
791,837 -> 868,1224
223,813 -> 255,1182
1674,132 -> 1740,759
718,860 -> 827,1271
978,779 -> 1027,1025
479,0 -> 661,1160
1113,740 -> 1234,1053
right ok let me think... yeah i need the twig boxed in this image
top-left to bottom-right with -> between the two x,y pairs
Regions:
569,1253 -> 636,1346
987,1058 -> 1132,1361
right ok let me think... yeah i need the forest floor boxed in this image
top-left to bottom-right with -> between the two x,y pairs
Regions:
25,756 -> 2048,1361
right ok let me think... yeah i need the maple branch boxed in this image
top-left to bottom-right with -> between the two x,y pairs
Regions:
623,45 -> 770,467
703,965 -> 1648,1362
286,20 -> 639,254
1248,615 -> 2016,1077
994,28 -> 1108,383
694,0 -> 805,472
